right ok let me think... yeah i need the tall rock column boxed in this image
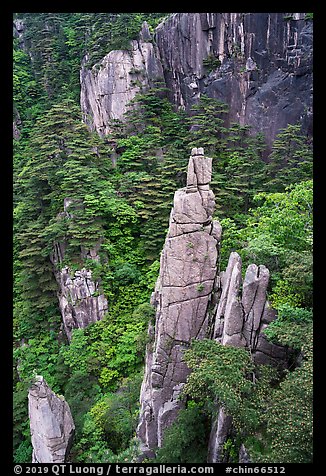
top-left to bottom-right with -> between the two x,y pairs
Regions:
137,147 -> 221,455
28,376 -> 75,463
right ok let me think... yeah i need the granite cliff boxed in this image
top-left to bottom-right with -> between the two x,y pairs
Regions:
80,13 -> 313,147
137,147 -> 221,455
50,199 -> 108,341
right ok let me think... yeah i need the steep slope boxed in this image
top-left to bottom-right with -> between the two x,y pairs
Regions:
80,13 -> 313,146
155,13 -> 313,146
80,22 -> 164,136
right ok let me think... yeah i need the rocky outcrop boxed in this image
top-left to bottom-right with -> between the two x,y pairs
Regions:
155,13 -> 313,147
80,22 -> 164,136
13,18 -> 26,47
28,376 -> 75,463
53,265 -> 108,341
80,13 -> 312,147
208,252 -> 288,463
207,406 -> 232,463
213,252 -> 287,365
137,147 -> 221,454
51,199 -> 108,341
137,146 -> 289,461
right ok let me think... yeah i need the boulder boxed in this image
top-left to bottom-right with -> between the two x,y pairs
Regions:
28,376 -> 75,463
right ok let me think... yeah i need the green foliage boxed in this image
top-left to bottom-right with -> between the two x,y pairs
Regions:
203,54 -> 221,72
14,439 -> 33,464
184,318 -> 313,463
13,334 -> 61,391
64,372 -> 102,440
241,180 -> 313,307
183,339 -> 269,432
264,304 -> 312,351
186,95 -> 228,156
264,124 -> 312,192
13,381 -> 31,458
75,372 -> 143,462
156,402 -> 210,463
13,12 -> 313,464
255,308 -> 313,463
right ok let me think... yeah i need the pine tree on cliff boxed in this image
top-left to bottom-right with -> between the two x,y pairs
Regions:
15,98 -> 109,336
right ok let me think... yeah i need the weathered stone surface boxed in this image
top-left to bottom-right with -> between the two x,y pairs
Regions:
51,200 -> 108,341
13,18 -> 26,47
209,252 -> 289,463
239,444 -> 251,463
80,22 -> 163,136
55,266 -> 108,341
213,251 -> 287,361
137,148 -> 221,452
155,13 -> 313,147
79,14 -> 312,148
207,407 -> 233,463
28,376 -> 75,463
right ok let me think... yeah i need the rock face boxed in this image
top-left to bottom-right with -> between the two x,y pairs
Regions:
28,376 -> 75,463
80,22 -> 164,136
53,265 -> 108,341
137,147 -> 289,461
51,199 -> 108,341
213,252 -> 287,365
13,18 -> 26,46
208,252 -> 288,463
137,147 -> 221,453
80,13 -> 312,147
155,13 -> 313,147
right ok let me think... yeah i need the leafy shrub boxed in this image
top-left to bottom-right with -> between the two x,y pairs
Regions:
156,402 -> 210,463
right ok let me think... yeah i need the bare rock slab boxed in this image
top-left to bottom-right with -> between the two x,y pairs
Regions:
28,376 -> 75,463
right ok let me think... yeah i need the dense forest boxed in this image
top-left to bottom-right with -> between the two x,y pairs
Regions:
13,13 -> 313,464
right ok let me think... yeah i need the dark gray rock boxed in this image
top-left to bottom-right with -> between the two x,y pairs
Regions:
239,444 -> 251,463
80,13 -> 312,148
155,13 -> 313,147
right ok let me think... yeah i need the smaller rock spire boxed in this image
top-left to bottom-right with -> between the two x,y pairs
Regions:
28,376 -> 75,463
187,147 -> 212,190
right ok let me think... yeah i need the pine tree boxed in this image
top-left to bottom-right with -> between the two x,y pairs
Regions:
265,124 -> 313,192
